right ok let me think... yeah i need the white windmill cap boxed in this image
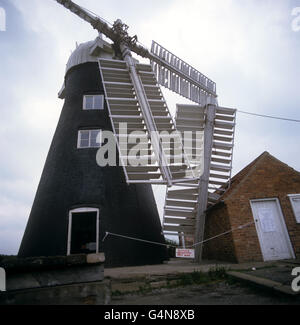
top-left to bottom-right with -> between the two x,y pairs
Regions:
58,35 -> 114,99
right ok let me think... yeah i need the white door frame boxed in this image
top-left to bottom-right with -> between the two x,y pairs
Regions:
250,198 -> 295,261
67,207 -> 100,256
287,194 -> 300,223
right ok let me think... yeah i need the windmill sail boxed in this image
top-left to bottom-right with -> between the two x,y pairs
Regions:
163,105 -> 236,239
98,58 -> 199,185
151,41 -> 217,106
209,106 -> 236,196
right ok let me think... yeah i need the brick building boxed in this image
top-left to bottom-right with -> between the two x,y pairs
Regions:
203,152 -> 300,263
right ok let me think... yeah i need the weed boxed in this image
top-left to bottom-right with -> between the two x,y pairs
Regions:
138,282 -> 152,294
169,267 -> 228,288
208,267 -> 228,280
111,267 -> 230,296
112,290 -> 123,297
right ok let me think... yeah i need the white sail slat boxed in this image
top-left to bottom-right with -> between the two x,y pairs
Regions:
99,58 -> 199,185
151,41 -> 217,106
163,105 -> 237,242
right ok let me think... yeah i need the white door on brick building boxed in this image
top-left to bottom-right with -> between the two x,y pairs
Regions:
250,199 -> 295,261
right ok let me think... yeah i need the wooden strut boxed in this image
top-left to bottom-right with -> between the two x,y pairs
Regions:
119,44 -> 174,186
194,104 -> 216,263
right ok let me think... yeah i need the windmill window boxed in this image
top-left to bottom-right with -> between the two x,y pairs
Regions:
78,129 -> 102,148
288,194 -> 300,223
83,95 -> 104,110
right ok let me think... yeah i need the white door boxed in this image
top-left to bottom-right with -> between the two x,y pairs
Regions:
250,199 -> 295,261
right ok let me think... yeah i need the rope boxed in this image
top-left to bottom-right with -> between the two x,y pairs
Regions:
237,110 -> 300,123
191,221 -> 255,248
102,232 -> 177,248
102,220 -> 256,250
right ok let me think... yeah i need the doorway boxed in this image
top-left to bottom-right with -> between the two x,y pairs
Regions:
250,199 -> 295,261
67,208 -> 99,255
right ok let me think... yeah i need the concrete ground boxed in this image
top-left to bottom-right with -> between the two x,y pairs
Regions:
105,259 -> 300,305
2,258 -> 299,305
105,259 -> 276,279
228,259 -> 300,296
111,281 -> 300,305
241,260 -> 299,285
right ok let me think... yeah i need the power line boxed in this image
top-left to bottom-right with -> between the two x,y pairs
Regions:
237,110 -> 300,123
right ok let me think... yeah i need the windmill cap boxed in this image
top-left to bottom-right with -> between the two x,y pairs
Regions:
58,36 -> 114,99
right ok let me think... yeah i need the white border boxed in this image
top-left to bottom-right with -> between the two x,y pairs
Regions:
67,207 -> 100,256
288,194 -> 300,223
77,129 -> 102,149
83,95 -> 104,110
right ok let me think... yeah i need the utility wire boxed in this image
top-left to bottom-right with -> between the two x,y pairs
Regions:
237,110 -> 300,123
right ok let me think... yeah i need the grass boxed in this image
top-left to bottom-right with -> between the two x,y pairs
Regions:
112,267 -> 229,296
0,255 -> 17,261
170,267 -> 228,287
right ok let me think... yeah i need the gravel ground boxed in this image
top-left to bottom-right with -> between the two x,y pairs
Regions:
110,280 -> 300,305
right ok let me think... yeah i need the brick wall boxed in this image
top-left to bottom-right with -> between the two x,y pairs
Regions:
203,203 -> 237,263
226,198 -> 263,263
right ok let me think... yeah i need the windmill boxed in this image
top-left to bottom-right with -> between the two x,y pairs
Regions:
19,0 -> 236,264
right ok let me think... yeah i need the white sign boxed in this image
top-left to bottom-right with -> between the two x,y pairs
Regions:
0,267 -> 5,292
176,249 -> 195,259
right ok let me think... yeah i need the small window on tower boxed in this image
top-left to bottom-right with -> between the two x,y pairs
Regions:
83,95 -> 104,110
78,129 -> 102,148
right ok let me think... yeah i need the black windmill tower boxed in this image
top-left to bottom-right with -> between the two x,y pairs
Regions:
19,0 -> 237,265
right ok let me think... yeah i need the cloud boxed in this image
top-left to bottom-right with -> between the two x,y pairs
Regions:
0,0 -> 59,254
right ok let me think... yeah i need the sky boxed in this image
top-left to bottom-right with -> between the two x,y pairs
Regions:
0,0 -> 300,255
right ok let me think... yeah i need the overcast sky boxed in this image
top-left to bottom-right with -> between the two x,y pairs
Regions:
0,0 -> 299,255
